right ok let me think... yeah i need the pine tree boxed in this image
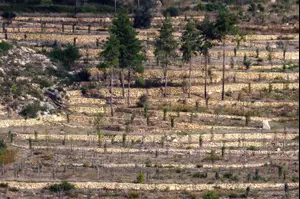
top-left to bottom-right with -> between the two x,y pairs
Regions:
180,19 -> 200,98
99,34 -> 120,116
154,14 -> 178,97
110,11 -> 145,106
215,10 -> 239,101
197,15 -> 218,100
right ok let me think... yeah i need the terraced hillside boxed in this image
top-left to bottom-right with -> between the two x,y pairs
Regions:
0,7 -> 299,199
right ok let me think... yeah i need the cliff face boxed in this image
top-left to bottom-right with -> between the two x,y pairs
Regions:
0,41 -> 68,118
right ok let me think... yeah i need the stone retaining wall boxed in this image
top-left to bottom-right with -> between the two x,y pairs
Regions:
0,181 -> 298,191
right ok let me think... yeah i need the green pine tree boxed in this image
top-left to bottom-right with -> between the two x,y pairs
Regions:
215,10 -> 239,101
110,12 -> 145,106
154,14 -> 178,97
180,19 -> 200,98
99,34 -> 120,116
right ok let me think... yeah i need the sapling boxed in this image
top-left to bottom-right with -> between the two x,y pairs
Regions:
245,186 -> 250,197
199,135 -> 203,147
88,25 -> 91,33
255,168 -> 259,179
171,117 -> 175,128
34,130 -> 38,141
122,133 -> 127,147
245,112 -> 251,126
221,146 -> 225,158
230,56 -> 235,69
143,104 -> 148,118
284,183 -> 289,199
146,115 -> 150,126
28,138 -> 32,149
97,131 -> 102,147
195,101 -> 199,112
163,107 -> 168,121
278,165 -> 283,178
256,47 -> 259,58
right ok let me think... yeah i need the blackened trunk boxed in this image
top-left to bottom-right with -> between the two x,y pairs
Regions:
127,68 -> 131,106
221,40 -> 225,101
120,69 -> 125,98
110,68 -> 114,117
188,58 -> 192,98
204,52 -> 208,100
164,67 -> 168,98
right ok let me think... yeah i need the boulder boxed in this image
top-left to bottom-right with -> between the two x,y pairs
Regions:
262,120 -> 271,130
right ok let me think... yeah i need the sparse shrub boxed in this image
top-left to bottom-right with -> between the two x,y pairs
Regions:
136,94 -> 148,108
163,107 -> 168,121
49,181 -> 75,192
171,117 -> 175,128
136,173 -> 145,184
49,44 -> 81,70
1,11 -> 16,20
0,41 -> 13,52
128,192 -> 140,199
19,102 -> 46,118
247,145 -> 259,151
192,172 -> 207,178
135,77 -> 146,87
163,6 -> 180,17
243,55 -> 251,69
203,191 -> 219,199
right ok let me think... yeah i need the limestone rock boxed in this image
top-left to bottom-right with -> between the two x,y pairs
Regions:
262,120 -> 271,130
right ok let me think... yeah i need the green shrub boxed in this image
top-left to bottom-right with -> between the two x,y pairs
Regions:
247,145 -> 259,151
136,94 -> 148,108
194,2 -> 206,11
128,192 -> 140,198
49,44 -> 80,70
135,77 -> 145,88
1,11 -> 16,20
163,6 -> 180,17
19,102 -> 46,118
206,3 -> 226,12
203,191 -> 219,199
0,41 -> 13,52
192,172 -> 207,178
0,140 -> 7,155
136,173 -> 145,184
49,181 -> 75,192
32,76 -> 53,88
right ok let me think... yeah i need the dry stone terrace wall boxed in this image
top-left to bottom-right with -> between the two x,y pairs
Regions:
17,132 -> 298,143
137,69 -> 299,82
12,143 -> 299,155
93,83 -> 299,98
67,93 -> 298,107
9,16 -> 205,24
67,107 -> 297,123
58,162 -> 269,169
0,116 -> 65,128
0,181 -> 298,191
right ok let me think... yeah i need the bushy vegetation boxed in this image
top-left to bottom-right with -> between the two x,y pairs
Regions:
0,140 -> 7,155
49,181 -> 75,192
49,44 -> 80,70
163,6 -> 180,17
0,41 -> 13,53
1,11 -> 16,20
203,191 -> 220,199
133,0 -> 154,29
19,101 -> 46,118
194,2 -> 226,12
0,3 -> 116,13
0,140 -> 15,164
